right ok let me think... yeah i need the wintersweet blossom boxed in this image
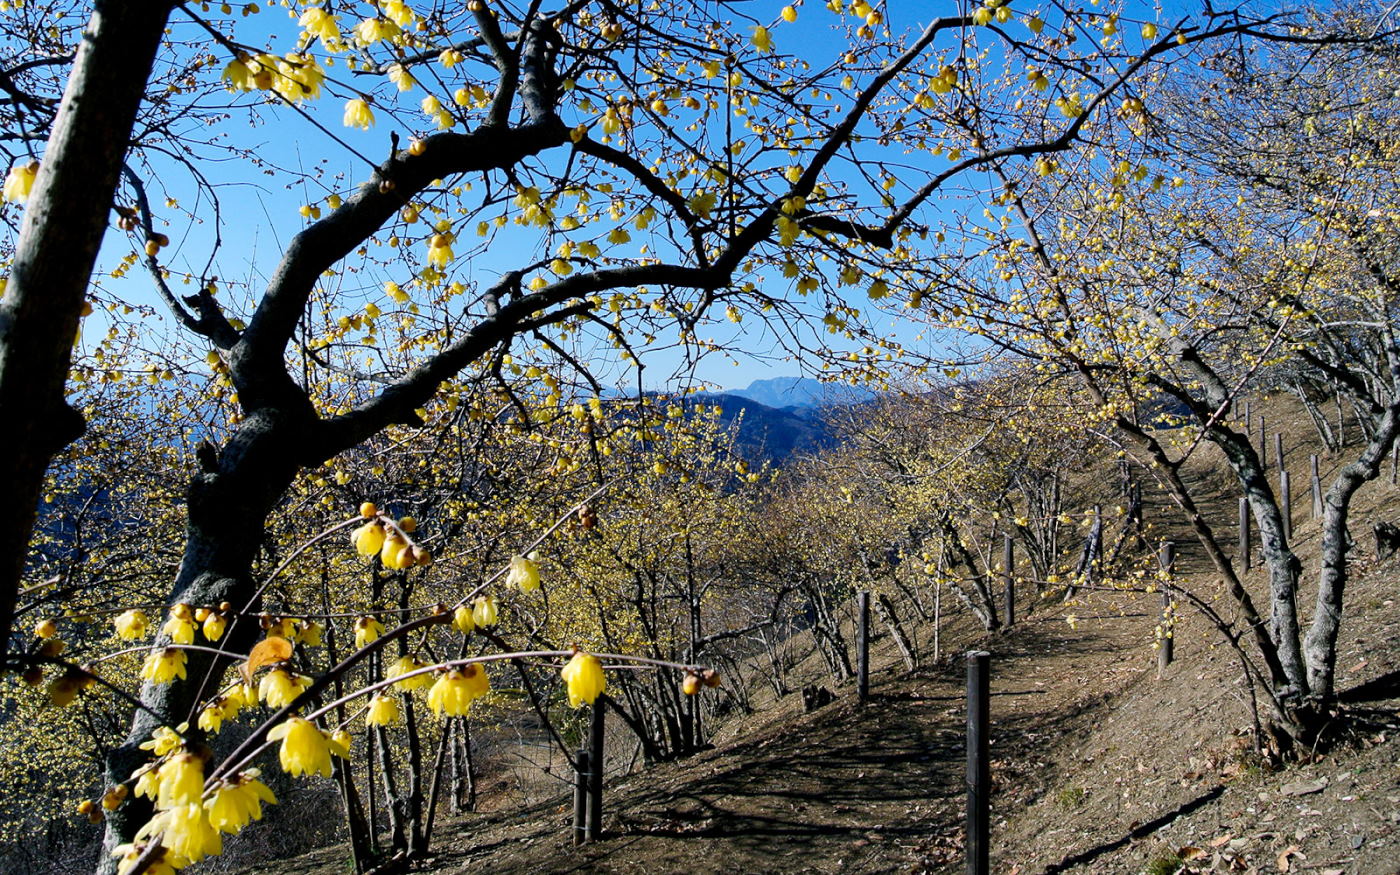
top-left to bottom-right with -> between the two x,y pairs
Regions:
268,717 -> 334,778
471,596 -> 498,629
561,651 -> 606,708
354,616 -> 385,649
140,648 -> 188,684
343,98 -> 374,129
507,554 -> 541,592
205,771 -> 276,834
366,694 -> 401,727
426,665 -> 490,716
113,609 -> 151,640
3,161 -> 38,203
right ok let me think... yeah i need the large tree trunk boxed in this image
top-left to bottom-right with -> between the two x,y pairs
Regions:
1305,406 -> 1400,700
0,1 -> 174,654
99,406 -> 311,872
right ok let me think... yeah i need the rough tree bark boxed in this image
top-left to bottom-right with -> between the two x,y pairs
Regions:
0,1 -> 175,655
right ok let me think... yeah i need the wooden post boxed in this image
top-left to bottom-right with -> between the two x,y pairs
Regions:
966,651 -> 990,875
856,591 -> 870,703
573,749 -> 589,846
1244,399 -> 1251,428
587,698 -> 605,841
1239,496 -> 1251,571
933,582 -> 942,663
1258,415 -> 1268,467
1311,454 -> 1323,518
1002,534 -> 1015,627
1280,470 -> 1292,540
1157,542 -> 1175,677
1274,432 -> 1285,473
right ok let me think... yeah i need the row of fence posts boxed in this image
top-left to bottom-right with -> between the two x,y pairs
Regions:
570,539 -> 1175,864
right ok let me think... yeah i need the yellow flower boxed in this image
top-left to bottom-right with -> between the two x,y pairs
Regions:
47,674 -> 81,707
329,729 -> 352,757
205,770 -> 276,834
387,655 -> 433,691
268,717 -> 334,778
343,98 -> 375,130
384,0 -> 415,26
352,522 -> 386,556
298,7 -> 341,45
426,665 -> 490,716
274,53 -> 325,103
387,63 -> 416,92
507,555 -> 541,592
156,753 -> 205,809
750,25 -> 774,53
471,596 -> 498,629
355,16 -> 401,44
112,842 -> 184,875
452,605 -> 475,635
140,648 -> 188,684
162,608 -> 196,645
133,766 -> 161,802
258,668 -> 310,709
139,724 -> 186,757
366,693 -> 401,727
299,621 -> 324,647
202,612 -> 227,641
426,233 -> 454,267
354,616 -> 384,649
114,609 -> 151,640
380,534 -> 414,570
3,161 -> 38,203
561,651 -> 606,708
221,57 -> 254,91
198,697 -> 236,734
159,802 -> 223,863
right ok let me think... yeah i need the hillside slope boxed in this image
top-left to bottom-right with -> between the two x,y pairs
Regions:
258,397 -> 1400,875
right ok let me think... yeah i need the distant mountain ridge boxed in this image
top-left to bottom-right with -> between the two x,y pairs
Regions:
721,376 -> 874,410
699,393 -> 830,462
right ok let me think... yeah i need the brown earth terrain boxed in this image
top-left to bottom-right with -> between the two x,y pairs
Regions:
255,398 -> 1400,875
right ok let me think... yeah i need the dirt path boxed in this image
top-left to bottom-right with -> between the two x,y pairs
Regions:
264,608 -> 1156,875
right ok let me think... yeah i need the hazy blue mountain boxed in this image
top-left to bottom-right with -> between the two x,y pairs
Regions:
724,376 -> 874,410
701,393 -> 831,462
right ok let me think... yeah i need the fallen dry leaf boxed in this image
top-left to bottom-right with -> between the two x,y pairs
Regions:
242,636 -> 293,684
1276,844 -> 1301,871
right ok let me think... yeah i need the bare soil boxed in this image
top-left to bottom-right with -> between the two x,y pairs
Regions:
255,397 -> 1400,875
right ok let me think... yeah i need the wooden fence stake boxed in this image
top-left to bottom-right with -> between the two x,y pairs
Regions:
933,583 -> 942,663
587,698 -> 605,841
966,650 -> 990,875
1311,454 -> 1322,518
856,591 -> 870,703
1280,470 -> 1292,540
1002,534 -> 1015,627
1157,542 -> 1175,677
1274,432 -> 1285,473
1258,415 -> 1268,467
573,748 -> 589,846
1239,496 -> 1251,571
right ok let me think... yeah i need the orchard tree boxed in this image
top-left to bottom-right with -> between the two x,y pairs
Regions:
0,0 -> 1321,871
909,5 -> 1398,743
